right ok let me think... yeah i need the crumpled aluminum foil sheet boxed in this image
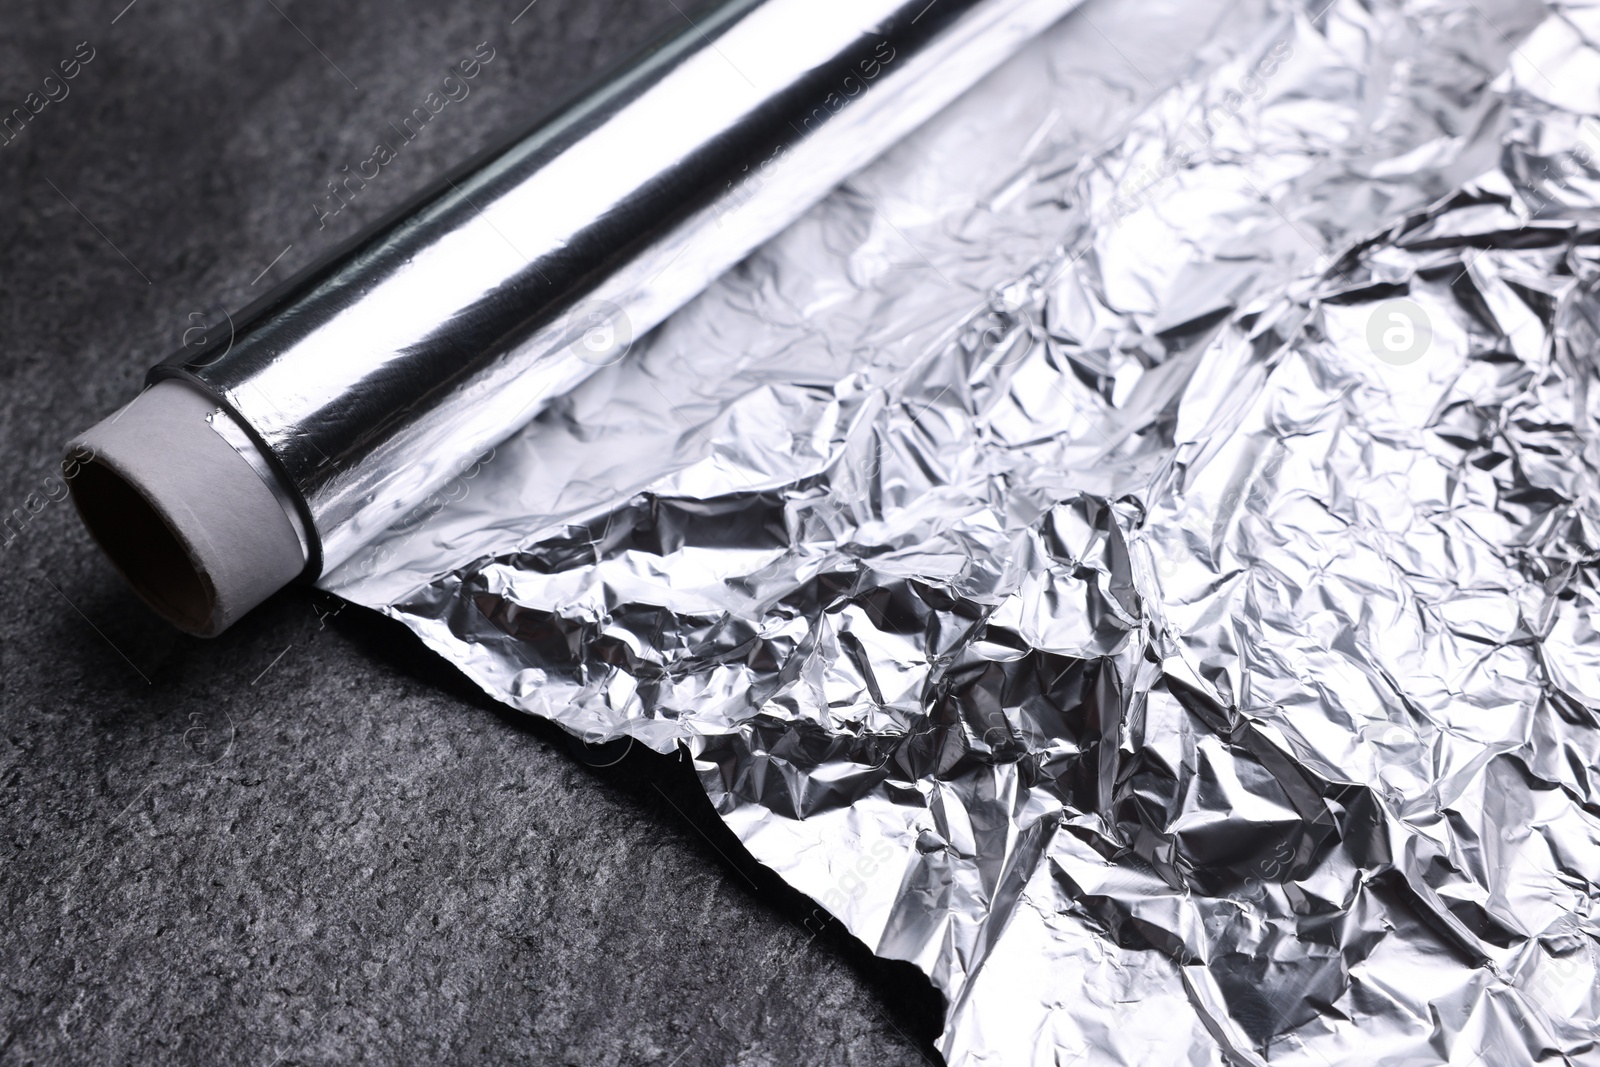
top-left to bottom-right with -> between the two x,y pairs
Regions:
325,0 -> 1600,1061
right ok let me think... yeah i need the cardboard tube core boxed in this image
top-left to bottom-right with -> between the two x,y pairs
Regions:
67,381 -> 308,636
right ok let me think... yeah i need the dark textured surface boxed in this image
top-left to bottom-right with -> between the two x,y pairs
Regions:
0,3 -> 941,1063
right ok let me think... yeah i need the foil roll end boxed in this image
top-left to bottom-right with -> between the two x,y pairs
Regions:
67,380 -> 307,637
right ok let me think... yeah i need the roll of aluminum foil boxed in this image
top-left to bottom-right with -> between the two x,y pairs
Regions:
151,0 -> 1085,577
322,0 -> 1600,1062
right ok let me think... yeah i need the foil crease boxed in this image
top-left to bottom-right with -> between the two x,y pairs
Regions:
326,0 -> 1600,1062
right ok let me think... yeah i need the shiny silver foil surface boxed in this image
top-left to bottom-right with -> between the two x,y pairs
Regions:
328,0 -> 1600,1062
153,0 -> 1082,575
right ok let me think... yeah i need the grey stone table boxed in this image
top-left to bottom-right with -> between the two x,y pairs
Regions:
0,2 -> 940,1062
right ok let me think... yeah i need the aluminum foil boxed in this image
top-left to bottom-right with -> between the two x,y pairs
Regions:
154,0 -> 1082,577
327,0 -> 1600,1062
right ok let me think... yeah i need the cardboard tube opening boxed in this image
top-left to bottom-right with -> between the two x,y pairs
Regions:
66,380 -> 309,637
71,458 -> 214,633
